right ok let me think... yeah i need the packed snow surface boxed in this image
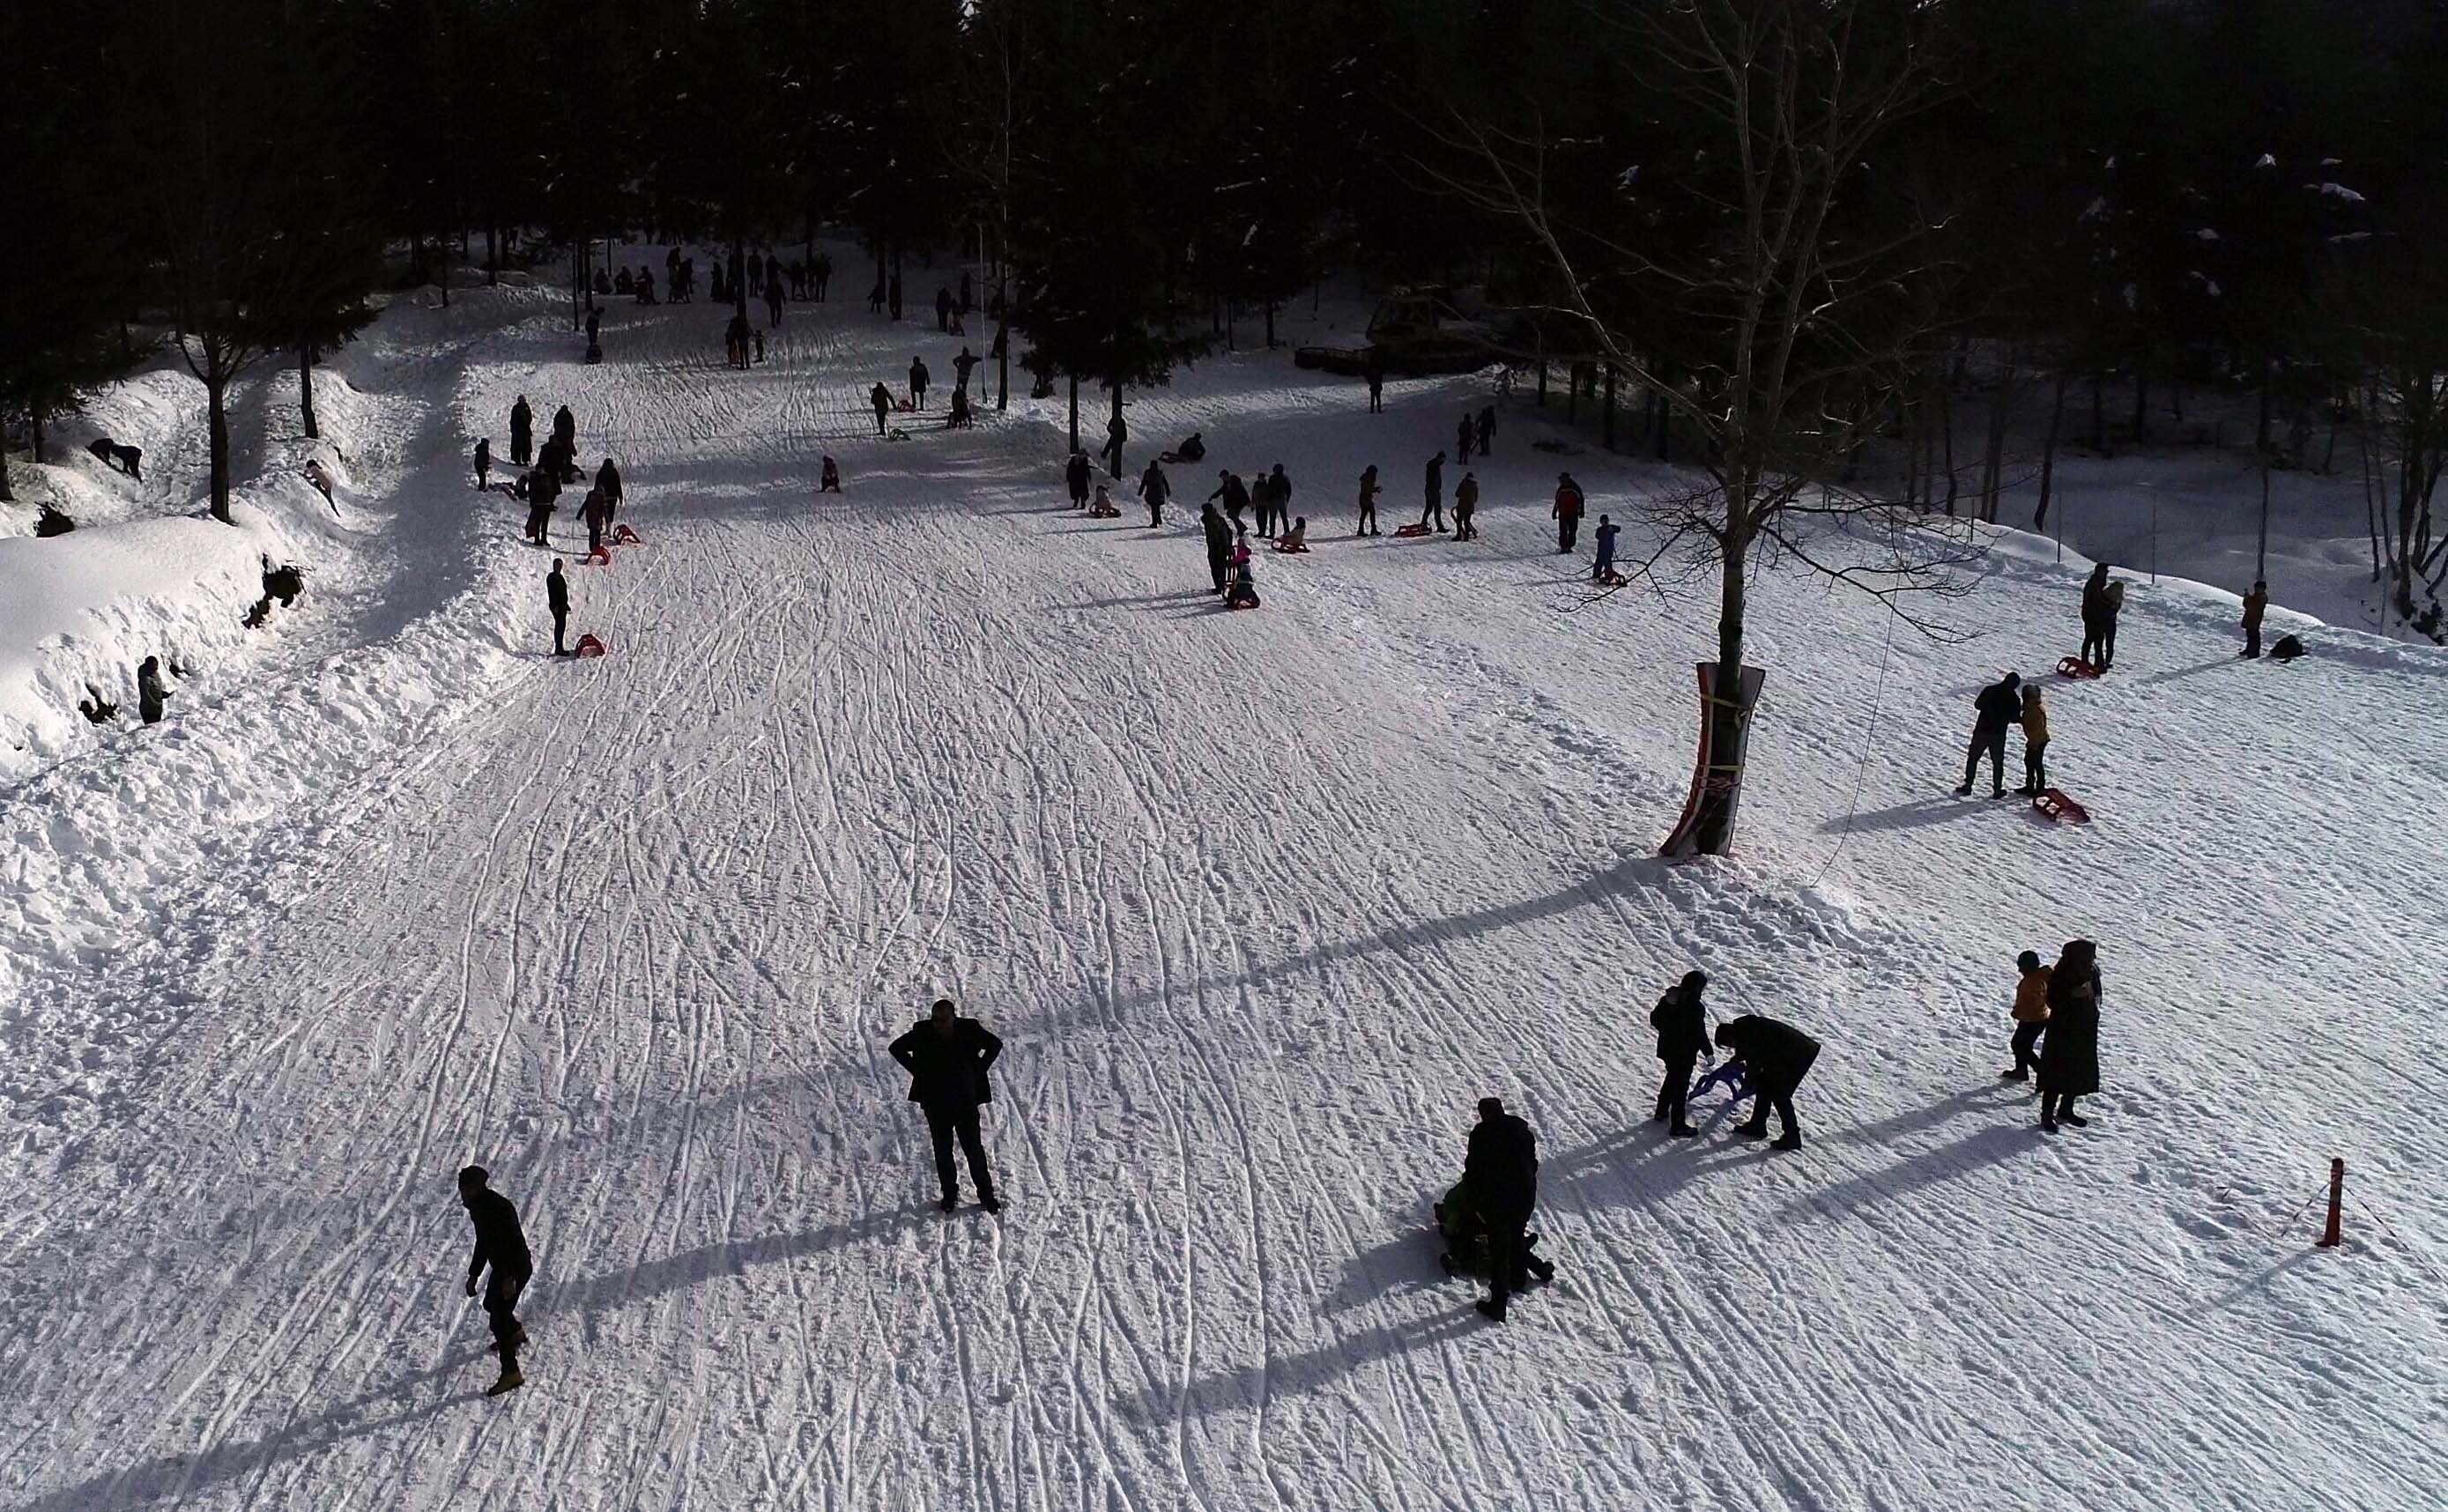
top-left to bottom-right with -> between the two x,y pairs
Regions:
2,263 -> 2443,1511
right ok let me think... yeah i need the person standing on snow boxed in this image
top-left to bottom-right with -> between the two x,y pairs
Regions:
1592,514 -> 1620,581
1476,404 -> 1495,456
813,250 -> 833,300
1364,346 -> 1386,413
1201,500 -> 1233,595
2003,949 -> 2051,1081
2037,940 -> 2102,1131
2241,580 -> 2269,659
1210,469 -> 1250,530
1453,471 -> 1480,541
1263,463 -> 1292,538
137,656 -> 170,724
2017,684 -> 2050,796
1139,459 -> 1171,526
509,396 -> 533,466
1713,1013 -> 1820,1150
953,345 -> 981,402
546,559 -> 570,656
1456,412 -> 1475,463
909,355 -> 930,410
2080,563 -> 2112,669
935,285 -> 954,332
1552,472 -> 1584,552
889,998 -> 1005,1213
581,486 -> 610,554
457,1165 -> 534,1397
1421,450 -> 1447,531
871,382 -> 894,436
1356,464 -> 1383,536
1462,1097 -> 1539,1323
1955,671 -> 2023,797
552,404 -> 575,455
595,457 -> 623,527
1250,468 -> 1276,538
1066,450 -> 1094,508
1102,411 -> 1127,478
1650,969 -> 1712,1138
474,437 -> 492,491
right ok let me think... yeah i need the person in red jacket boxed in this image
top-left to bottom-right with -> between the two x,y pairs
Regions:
1552,472 -> 1584,552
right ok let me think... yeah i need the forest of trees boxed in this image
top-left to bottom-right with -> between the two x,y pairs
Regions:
4,0 -> 2444,635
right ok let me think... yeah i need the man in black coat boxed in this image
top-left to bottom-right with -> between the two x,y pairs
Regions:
1649,969 -> 1712,1138
1421,450 -> 1447,531
1200,501 -> 1233,595
1209,469 -> 1250,529
1955,671 -> 2023,797
509,396 -> 533,465
1065,450 -> 1094,508
872,381 -> 894,435
909,355 -> 930,409
2038,939 -> 2103,1132
1463,1097 -> 1538,1323
552,404 -> 576,453
458,1165 -> 533,1396
889,998 -> 1005,1212
936,285 -> 954,332
595,457 -> 623,525
1139,460 -> 1170,527
546,560 -> 569,655
1713,1015 -> 1821,1150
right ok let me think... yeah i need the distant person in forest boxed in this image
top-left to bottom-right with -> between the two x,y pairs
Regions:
546,559 -> 569,656
2017,684 -> 2049,796
871,381 -> 894,436
889,997 -> 1005,1213
1955,671 -> 2023,798
2241,580 -> 2269,659
474,437 -> 492,491
1650,969 -> 1712,1138
1456,412 -> 1475,463
868,273 -> 886,314
1421,450 -> 1447,531
2037,939 -> 2103,1132
1139,459 -> 1170,526
1462,1097 -> 1539,1323
2002,949 -> 2051,1081
1453,471 -> 1480,541
457,1165 -> 533,1396
936,285 -> 954,332
813,250 -> 833,300
1552,472 -> 1584,552
1364,345 -> 1386,412
1202,500 -> 1233,594
137,656 -> 169,724
509,396 -> 533,466
1477,404 -> 1495,456
960,268 -> 974,312
1591,514 -> 1619,580
888,271 -> 903,321
1356,463 -> 1382,536
1713,1013 -> 1820,1150
584,308 -> 600,346
909,354 -> 930,409
1066,450 -> 1094,508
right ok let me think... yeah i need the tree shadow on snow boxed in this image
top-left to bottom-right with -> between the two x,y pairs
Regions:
4,1351 -> 490,1512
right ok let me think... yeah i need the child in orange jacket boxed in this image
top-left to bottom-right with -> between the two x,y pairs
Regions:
2003,950 -> 2052,1080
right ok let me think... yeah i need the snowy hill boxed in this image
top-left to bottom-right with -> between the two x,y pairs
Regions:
2,263 -> 2443,1511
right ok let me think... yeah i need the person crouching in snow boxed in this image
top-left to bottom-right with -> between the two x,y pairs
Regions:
1713,1013 -> 1820,1149
2017,684 -> 2050,796
1279,515 -> 1309,552
2003,949 -> 2051,1080
820,456 -> 842,493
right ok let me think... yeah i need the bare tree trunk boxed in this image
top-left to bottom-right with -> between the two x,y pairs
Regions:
1067,374 -> 1079,456
31,402 -> 48,464
1603,363 -> 1617,450
2036,368 -> 2068,530
207,367 -> 234,524
300,342 -> 319,440
1980,351 -> 2015,523
2089,370 -> 2105,454
0,447 -> 13,504
1940,380 -> 1959,515
1109,383 -> 1125,476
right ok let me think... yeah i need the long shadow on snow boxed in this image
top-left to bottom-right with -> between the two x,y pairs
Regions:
4,1351 -> 489,1512
1820,794 -> 2007,835
538,1203 -> 931,1319
1109,1308 -> 1482,1429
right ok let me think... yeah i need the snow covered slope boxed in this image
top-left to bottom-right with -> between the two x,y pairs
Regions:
2,265 -> 2442,1512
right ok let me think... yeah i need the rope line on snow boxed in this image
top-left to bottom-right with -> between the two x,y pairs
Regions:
1805,600 -> 1902,892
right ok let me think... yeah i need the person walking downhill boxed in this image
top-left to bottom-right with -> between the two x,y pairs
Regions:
1139,459 -> 1171,527
890,998 -> 1005,1212
2002,950 -> 2051,1080
457,1166 -> 533,1397
1356,464 -> 1383,536
1552,472 -> 1584,552
2016,684 -> 2050,797
2241,580 -> 2269,659
2037,940 -> 2102,1132
1650,969 -> 1712,1138
546,559 -> 570,656
1066,450 -> 1094,509
595,457 -> 623,527
1453,471 -> 1480,541
1463,1097 -> 1539,1323
871,381 -> 894,436
1421,450 -> 1447,531
1955,671 -> 2022,798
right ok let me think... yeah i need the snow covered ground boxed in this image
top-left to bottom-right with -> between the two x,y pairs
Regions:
3,256 -> 2443,1511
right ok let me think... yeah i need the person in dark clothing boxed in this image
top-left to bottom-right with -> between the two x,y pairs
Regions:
1250,469 -> 1275,538
1139,460 -> 1170,527
1364,346 -> 1385,412
1174,432 -> 1205,462
947,388 -> 972,428
581,487 -> 610,553
137,656 -> 169,724
960,269 -> 974,312
1553,473 -> 1584,552
2080,563 -> 2112,669
1102,412 -> 1127,478
524,470 -> 559,545
595,457 -> 623,525
1462,1097 -> 1538,1322
2037,939 -> 2102,1131
868,275 -> 886,314
1201,501 -> 1233,594
1713,1014 -> 1821,1149
1421,451 -> 1447,530
1065,450 -> 1094,508
1456,413 -> 1474,463
584,308 -> 600,345
1210,469 -> 1250,528
509,396 -> 533,466
474,437 -> 492,491
820,456 -> 842,493
546,560 -> 569,655
458,1166 -> 533,1396
871,382 -> 894,436
1261,463 -> 1291,537
1476,404 -> 1495,456
887,271 -> 903,322
889,998 -> 1005,1212
953,345 -> 980,401
1592,514 -> 1619,581
935,285 -> 954,332
1453,472 -> 1479,541
1356,464 -> 1382,536
2241,580 -> 2268,659
1649,970 -> 1713,1137
553,404 -> 575,453
813,250 -> 833,300
1955,671 -> 2023,797
909,356 -> 930,409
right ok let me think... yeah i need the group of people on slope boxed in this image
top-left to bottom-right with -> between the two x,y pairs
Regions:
1958,671 -> 2051,798
2005,940 -> 2104,1130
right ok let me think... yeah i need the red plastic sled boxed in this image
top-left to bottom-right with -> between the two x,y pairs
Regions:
1392,523 -> 1434,537
583,544 -> 612,566
573,634 -> 607,658
2056,656 -> 2103,680
612,523 -> 642,545
2032,787 -> 2090,823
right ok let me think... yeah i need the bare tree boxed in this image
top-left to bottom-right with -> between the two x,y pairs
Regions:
1432,0 -> 1977,853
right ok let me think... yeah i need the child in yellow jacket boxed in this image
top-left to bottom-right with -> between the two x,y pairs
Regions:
2017,686 -> 2050,796
2004,950 -> 2051,1079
